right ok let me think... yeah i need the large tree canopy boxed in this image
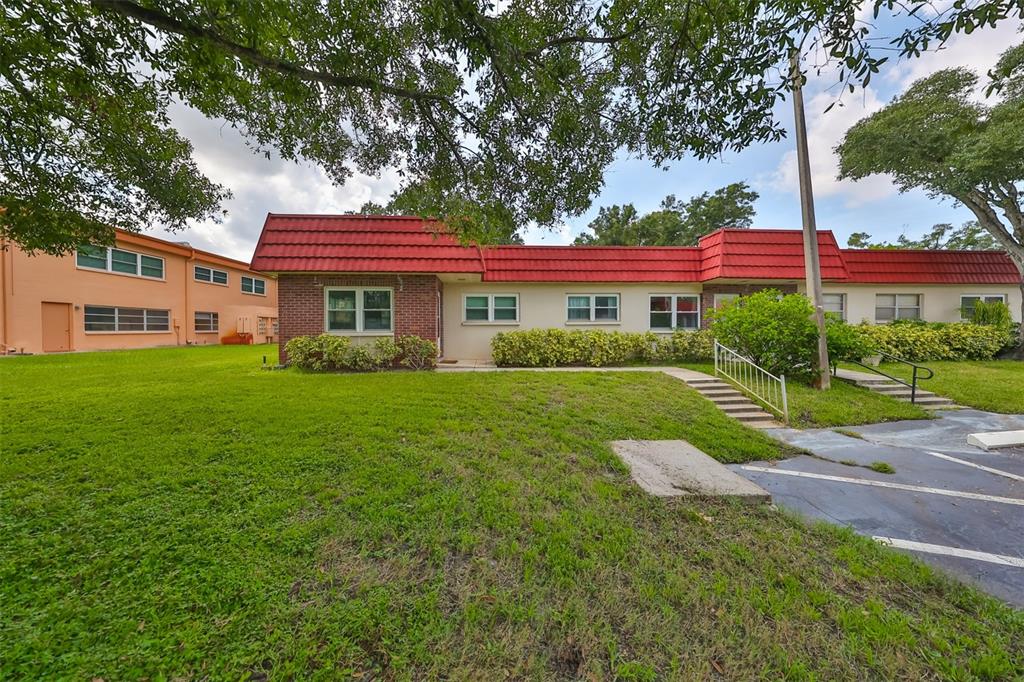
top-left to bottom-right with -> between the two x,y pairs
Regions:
574,182 -> 758,246
837,41 -> 1024,340
2,0 -> 1022,253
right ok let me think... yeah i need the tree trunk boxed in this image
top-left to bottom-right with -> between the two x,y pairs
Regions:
958,192 -> 1024,346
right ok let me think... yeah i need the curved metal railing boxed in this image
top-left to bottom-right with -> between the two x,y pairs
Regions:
845,351 -> 934,404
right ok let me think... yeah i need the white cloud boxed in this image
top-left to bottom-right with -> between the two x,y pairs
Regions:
149,103 -> 402,262
764,18 -> 1021,209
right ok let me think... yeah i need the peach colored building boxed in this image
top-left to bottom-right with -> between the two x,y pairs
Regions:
0,230 -> 278,355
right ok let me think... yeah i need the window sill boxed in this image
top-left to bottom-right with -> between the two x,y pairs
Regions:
76,266 -> 166,283
195,280 -> 229,287
84,330 -> 171,335
242,291 -> 267,297
324,330 -> 394,337
565,321 -> 620,326
462,321 -> 520,326
195,331 -> 219,334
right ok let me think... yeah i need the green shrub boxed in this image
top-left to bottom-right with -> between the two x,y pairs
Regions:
968,299 -> 1013,328
670,328 -> 714,362
490,328 -> 713,367
825,314 -> 876,363
285,334 -> 437,371
397,335 -> 439,370
857,322 -> 1008,361
709,290 -> 819,380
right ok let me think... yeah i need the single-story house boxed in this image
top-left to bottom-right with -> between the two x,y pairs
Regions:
250,214 -> 1023,363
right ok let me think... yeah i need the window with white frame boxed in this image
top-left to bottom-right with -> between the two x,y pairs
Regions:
464,294 -> 519,323
194,311 -> 219,333
567,294 -> 619,322
822,293 -> 846,319
325,287 -> 393,333
875,294 -> 921,322
960,294 -> 1005,320
241,275 -> 267,295
76,245 -> 164,279
649,295 -> 700,330
194,265 -> 228,285
84,305 -> 169,332
713,293 -> 739,308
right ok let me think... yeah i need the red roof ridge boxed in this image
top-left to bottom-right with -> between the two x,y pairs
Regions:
841,247 -> 1009,254
481,243 -> 703,251
265,212 -> 433,221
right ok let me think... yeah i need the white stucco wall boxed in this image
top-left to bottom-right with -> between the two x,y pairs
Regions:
441,280 -> 1022,360
442,282 -> 701,360
816,284 -> 1022,325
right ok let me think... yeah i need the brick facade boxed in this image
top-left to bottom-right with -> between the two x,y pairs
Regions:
699,283 -> 798,328
277,274 -> 441,363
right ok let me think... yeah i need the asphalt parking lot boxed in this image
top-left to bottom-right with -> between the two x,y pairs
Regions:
733,409 -> 1024,606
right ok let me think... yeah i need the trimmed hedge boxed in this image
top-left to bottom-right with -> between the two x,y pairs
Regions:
490,328 -> 713,367
285,334 -> 438,371
857,322 -> 1010,361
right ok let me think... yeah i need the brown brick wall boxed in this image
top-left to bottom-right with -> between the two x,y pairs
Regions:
700,283 -> 798,328
277,274 -> 441,363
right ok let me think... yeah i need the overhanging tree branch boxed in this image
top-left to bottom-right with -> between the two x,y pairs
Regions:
91,0 -> 453,105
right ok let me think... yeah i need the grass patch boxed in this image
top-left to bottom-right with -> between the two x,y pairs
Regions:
2,345 -> 1022,679
834,428 -> 866,440
861,360 -> 1024,413
680,363 -> 930,428
869,462 -> 896,475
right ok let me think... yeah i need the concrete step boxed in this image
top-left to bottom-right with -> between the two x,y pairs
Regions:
857,382 -> 906,391
686,377 -> 725,385
720,403 -> 762,413
709,396 -> 752,406
688,381 -> 732,390
697,388 -> 744,396
728,408 -> 774,418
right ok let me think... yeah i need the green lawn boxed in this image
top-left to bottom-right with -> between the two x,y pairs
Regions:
680,363 -> 929,428
2,346 -> 1021,679
866,360 -> 1024,414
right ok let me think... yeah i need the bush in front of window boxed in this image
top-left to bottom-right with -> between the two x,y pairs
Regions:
490,329 -> 715,367
709,290 -> 820,381
396,335 -> 439,370
285,334 -> 437,371
968,300 -> 1015,336
857,322 -> 1010,361
825,314 -> 877,364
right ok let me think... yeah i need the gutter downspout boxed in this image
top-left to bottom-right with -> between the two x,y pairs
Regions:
0,240 -> 8,353
182,247 -> 195,346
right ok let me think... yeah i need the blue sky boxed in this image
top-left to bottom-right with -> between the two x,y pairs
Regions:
155,14 -> 1022,261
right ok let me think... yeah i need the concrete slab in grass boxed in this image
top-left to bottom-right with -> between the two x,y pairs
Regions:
968,430 -> 1024,451
611,439 -> 770,503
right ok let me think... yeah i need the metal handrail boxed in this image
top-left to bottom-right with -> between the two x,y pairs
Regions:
714,340 -> 789,423
844,351 -> 934,403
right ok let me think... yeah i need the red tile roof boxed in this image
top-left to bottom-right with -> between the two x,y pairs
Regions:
482,245 -> 702,281
841,249 -> 1020,284
250,214 -> 1022,285
698,229 -> 850,281
250,214 -> 483,273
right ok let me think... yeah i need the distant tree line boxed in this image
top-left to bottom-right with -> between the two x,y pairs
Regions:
846,222 -> 1000,251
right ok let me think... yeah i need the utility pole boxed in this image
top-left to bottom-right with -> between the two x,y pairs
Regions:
790,50 -> 830,389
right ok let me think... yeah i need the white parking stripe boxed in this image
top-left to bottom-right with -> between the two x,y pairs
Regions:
923,450 -> 1024,482
740,466 -> 1024,506
874,537 -> 1024,568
